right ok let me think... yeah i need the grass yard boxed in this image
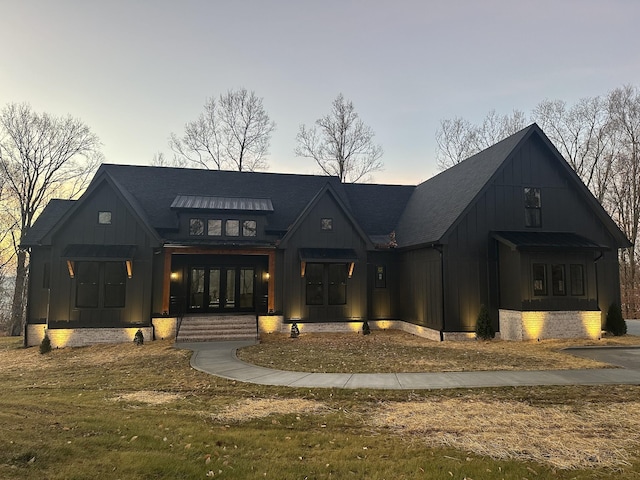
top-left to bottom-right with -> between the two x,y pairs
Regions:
236,330 -> 639,373
2,334 -> 640,479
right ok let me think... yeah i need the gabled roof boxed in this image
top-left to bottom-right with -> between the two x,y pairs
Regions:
278,182 -> 374,249
24,123 -> 629,252
90,165 -> 415,242
394,123 -> 630,249
395,125 -> 532,247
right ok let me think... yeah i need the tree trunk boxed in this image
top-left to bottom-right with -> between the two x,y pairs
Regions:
8,249 -> 27,336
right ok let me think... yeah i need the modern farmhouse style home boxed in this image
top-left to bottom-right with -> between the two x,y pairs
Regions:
23,124 -> 630,347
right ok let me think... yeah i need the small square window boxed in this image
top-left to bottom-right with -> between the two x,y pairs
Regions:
321,218 -> 333,231
243,220 -> 257,237
98,211 -> 112,225
189,218 -> 204,235
226,220 -> 239,236
207,219 -> 222,236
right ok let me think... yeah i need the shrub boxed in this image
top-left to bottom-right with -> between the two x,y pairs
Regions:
362,321 -> 371,335
605,303 -> 627,336
290,323 -> 299,338
133,329 -> 144,345
475,304 -> 495,340
39,334 -> 52,354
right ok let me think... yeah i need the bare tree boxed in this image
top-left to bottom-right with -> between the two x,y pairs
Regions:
532,97 -> 614,202
170,88 -> 275,172
607,85 -> 640,316
151,151 -> 188,168
435,117 -> 478,169
435,110 -> 527,169
295,93 -> 383,183
0,103 -> 102,336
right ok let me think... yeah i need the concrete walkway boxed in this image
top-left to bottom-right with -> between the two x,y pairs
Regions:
178,339 -> 640,390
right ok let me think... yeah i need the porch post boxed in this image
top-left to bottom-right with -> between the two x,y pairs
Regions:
268,250 -> 276,313
162,249 -> 172,314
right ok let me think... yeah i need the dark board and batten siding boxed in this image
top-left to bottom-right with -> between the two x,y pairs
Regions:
282,192 -> 367,323
441,135 -> 622,331
398,248 -> 443,330
46,182 -> 155,328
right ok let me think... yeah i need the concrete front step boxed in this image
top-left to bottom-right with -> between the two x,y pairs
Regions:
176,315 -> 257,342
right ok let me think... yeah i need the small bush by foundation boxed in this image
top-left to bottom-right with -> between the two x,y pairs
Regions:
475,304 -> 495,340
39,334 -> 52,354
605,303 -> 627,336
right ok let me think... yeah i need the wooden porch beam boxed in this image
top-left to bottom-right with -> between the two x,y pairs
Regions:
162,249 -> 171,314
268,250 -> 276,313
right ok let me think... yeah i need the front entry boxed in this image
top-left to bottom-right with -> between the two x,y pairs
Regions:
188,266 -> 255,313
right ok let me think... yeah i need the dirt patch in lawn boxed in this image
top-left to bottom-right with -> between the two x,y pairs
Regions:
112,391 -> 184,405
212,398 -> 328,422
237,330 -> 640,373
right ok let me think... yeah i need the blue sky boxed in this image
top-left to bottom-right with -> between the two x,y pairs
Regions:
1,0 -> 638,184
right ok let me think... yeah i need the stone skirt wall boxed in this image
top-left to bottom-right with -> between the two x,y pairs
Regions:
499,309 -> 602,341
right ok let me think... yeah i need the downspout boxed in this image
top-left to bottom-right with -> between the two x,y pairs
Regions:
433,244 -> 445,341
594,250 -> 604,312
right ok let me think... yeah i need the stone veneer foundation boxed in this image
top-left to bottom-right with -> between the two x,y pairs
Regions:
499,309 -> 602,341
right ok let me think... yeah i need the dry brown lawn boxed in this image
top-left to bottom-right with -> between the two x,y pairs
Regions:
4,335 -> 640,474
237,329 -> 640,373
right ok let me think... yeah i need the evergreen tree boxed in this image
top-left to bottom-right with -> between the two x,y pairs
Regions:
605,303 -> 627,336
475,304 -> 495,340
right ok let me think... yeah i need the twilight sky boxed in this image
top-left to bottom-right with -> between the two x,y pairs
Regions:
1,0 -> 639,185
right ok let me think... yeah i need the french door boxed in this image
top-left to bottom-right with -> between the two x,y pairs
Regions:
188,266 -> 254,312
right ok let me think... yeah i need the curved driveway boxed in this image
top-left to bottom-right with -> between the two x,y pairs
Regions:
179,340 -> 640,390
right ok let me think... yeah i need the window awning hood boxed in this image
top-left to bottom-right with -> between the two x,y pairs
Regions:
299,248 -> 358,263
62,244 -> 137,260
492,231 -> 609,252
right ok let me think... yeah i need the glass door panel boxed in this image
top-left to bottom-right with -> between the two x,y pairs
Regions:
225,269 -> 236,308
239,268 -> 254,308
208,268 -> 220,308
189,268 -> 205,309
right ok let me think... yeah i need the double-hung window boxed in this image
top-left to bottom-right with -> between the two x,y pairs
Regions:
524,187 -> 541,227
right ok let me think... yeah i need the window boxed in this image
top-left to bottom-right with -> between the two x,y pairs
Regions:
570,264 -> 585,296
243,220 -> 257,237
321,218 -> 333,231
532,264 -> 547,296
328,264 -> 347,305
189,218 -> 204,235
305,263 -> 348,305
104,262 -> 126,307
226,219 -> 239,236
76,261 -> 127,308
98,211 -> 112,225
207,219 -> 222,236
375,265 -> 386,288
306,263 -> 324,305
552,264 -> 566,296
524,187 -> 541,227
76,262 -> 99,308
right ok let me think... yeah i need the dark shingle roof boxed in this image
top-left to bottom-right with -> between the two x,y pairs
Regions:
97,165 -> 415,238
343,183 -> 415,235
22,199 -> 75,246
394,124 -> 534,247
